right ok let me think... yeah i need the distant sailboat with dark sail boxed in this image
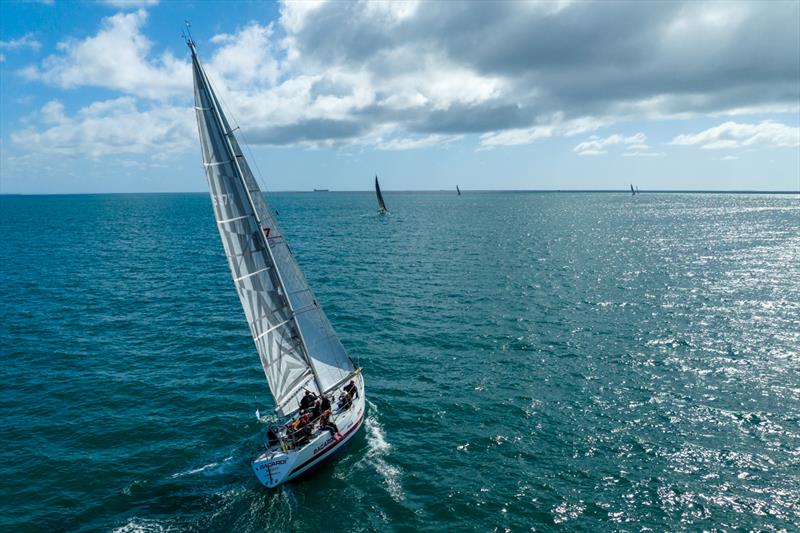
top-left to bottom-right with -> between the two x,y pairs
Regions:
375,175 -> 388,214
631,184 -> 636,195
456,185 -> 461,196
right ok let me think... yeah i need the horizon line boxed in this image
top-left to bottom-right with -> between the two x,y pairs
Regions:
1,189 -> 798,196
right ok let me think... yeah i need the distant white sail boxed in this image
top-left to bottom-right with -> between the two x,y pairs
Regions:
190,42 -> 354,416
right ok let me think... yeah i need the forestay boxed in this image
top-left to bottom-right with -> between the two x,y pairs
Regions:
190,42 -> 355,416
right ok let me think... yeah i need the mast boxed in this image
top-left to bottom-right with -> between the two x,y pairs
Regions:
188,38 -> 326,401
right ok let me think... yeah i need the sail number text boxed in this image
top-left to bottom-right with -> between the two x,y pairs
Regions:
212,194 -> 232,207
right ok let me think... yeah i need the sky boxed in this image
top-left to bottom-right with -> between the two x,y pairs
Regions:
0,0 -> 798,194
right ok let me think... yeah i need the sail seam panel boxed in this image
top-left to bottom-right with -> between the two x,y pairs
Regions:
234,266 -> 270,282
217,214 -> 252,224
255,318 -> 292,340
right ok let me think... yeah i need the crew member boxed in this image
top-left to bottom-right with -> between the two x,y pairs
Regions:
299,390 -> 317,412
319,409 -> 341,440
343,379 -> 358,400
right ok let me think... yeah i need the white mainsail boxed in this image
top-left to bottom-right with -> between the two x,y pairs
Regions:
190,40 -> 355,416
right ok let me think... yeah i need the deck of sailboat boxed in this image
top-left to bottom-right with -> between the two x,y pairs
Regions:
253,374 -> 366,487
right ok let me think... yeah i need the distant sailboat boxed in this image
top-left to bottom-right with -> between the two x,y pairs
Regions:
630,184 -> 636,195
187,33 -> 365,489
636,186 -> 640,194
375,175 -> 388,214
456,185 -> 461,196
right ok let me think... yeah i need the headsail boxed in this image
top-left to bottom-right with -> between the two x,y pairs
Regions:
375,175 -> 388,213
189,39 -> 355,416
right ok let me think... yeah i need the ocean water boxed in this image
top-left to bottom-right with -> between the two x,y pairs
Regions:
1,191 -> 798,532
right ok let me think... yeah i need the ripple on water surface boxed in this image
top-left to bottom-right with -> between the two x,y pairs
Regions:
0,192 -> 798,531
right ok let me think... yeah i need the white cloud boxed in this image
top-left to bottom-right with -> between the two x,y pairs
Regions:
40,100 -> 66,124
573,132 -> 647,156
11,0 -> 800,162
376,134 -> 461,151
21,10 -> 189,100
11,98 -> 194,159
0,33 -> 42,52
670,121 -> 800,149
622,151 -> 665,157
100,0 -> 159,7
207,23 -> 280,89
480,115 -> 607,148
280,0 -> 327,33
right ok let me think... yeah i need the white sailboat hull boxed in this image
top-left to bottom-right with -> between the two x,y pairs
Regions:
252,374 -> 366,488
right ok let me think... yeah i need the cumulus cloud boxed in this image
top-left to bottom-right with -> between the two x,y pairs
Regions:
376,133 -> 462,151
11,0 -> 800,159
573,132 -> 647,156
271,0 -> 798,146
20,10 -> 188,99
670,121 -> 800,149
479,115 -> 607,148
11,97 -> 193,159
207,23 -> 280,89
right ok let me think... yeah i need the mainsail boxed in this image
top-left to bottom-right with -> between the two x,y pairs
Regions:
456,185 -> 461,196
375,175 -> 387,213
630,184 -> 636,195
189,40 -> 355,416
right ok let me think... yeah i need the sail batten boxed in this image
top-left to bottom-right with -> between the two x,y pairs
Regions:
190,40 -> 354,415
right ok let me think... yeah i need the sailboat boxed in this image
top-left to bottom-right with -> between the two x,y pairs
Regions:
188,36 -> 365,488
456,185 -> 461,196
375,175 -> 388,214
630,184 -> 636,195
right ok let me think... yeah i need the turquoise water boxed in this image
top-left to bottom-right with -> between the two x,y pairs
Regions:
1,192 -> 798,531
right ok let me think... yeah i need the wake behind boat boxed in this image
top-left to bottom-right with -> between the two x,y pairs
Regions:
187,34 -> 365,489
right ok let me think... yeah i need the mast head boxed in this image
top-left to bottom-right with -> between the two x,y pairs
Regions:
182,21 -> 196,53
